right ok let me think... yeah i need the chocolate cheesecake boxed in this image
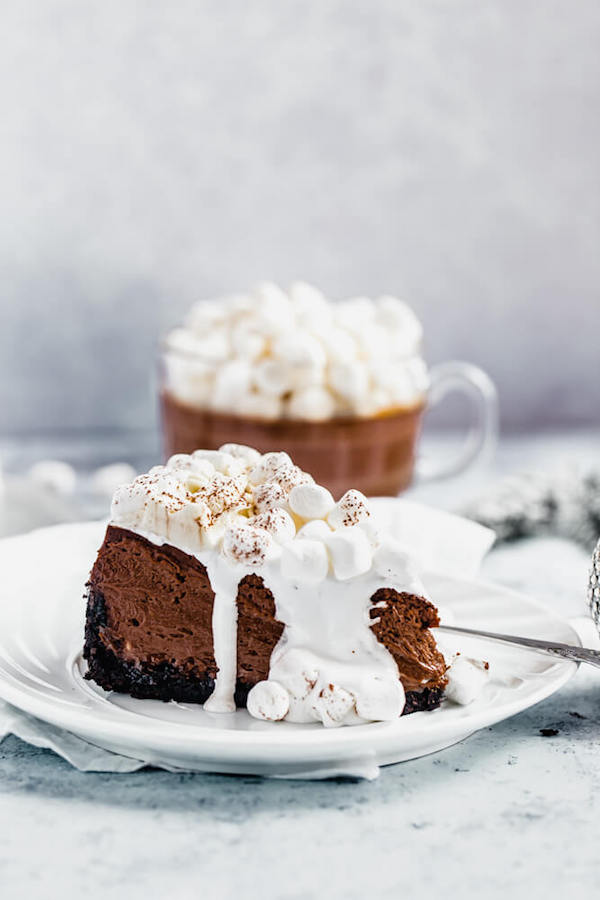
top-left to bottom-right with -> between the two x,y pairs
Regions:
84,445 -> 447,726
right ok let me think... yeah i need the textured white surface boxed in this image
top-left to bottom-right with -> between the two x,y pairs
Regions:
0,432 -> 599,898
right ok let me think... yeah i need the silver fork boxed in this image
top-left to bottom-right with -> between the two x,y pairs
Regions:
437,625 -> 600,668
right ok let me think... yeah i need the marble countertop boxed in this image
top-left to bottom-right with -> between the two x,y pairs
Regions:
1,431 -> 599,900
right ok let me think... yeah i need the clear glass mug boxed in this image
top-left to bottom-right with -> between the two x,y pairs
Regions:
159,349 -> 498,498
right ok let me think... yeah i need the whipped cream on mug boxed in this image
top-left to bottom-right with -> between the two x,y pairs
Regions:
164,282 -> 428,420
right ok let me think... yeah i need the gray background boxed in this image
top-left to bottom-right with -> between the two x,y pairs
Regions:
1,0 -> 599,436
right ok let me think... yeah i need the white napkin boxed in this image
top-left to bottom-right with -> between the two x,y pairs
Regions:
0,501 -> 495,778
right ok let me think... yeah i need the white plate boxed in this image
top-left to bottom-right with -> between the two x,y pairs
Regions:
0,519 -> 579,779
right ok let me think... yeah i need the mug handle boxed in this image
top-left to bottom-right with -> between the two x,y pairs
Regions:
414,361 -> 498,483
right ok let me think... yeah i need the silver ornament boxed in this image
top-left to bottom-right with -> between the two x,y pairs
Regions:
589,537 -> 600,631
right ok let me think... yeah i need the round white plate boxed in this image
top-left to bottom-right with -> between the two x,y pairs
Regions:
0,520 -> 579,779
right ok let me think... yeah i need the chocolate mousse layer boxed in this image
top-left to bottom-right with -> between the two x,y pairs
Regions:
370,589 -> 448,711
160,391 -> 425,499
84,526 -> 218,702
84,527 -> 286,705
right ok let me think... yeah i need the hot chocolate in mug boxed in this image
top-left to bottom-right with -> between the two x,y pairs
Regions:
159,284 -> 498,498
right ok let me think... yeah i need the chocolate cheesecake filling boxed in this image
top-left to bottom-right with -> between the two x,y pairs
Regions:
84,526 -> 218,702
85,526 -> 446,713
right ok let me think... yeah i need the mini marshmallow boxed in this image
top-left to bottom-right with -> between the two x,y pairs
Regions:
270,464 -> 313,496
252,481 -> 287,513
181,329 -> 231,364
286,386 -> 336,421
168,455 -> 216,485
246,680 -> 290,722
329,360 -> 370,404
165,284 -> 427,418
271,332 -> 326,389
375,295 -> 423,354
238,391 -> 282,421
338,297 -> 375,334
165,327 -> 209,356
354,675 -> 405,722
327,490 -> 371,529
211,360 -> 252,412
317,326 -> 359,363
252,358 -> 293,397
191,450 -> 245,477
289,280 -> 328,312
218,443 -> 262,466
281,539 -> 330,583
313,683 -> 356,727
445,655 -> 490,705
296,519 -> 332,541
199,473 -> 248,517
29,460 -> 77,495
253,508 -> 296,544
372,538 -> 416,582
289,483 -> 335,520
230,320 -> 267,362
253,282 -> 295,335
326,525 -> 373,580
184,300 -> 226,333
221,524 -> 275,567
354,386 -> 394,418
164,354 -> 214,407
249,451 -> 293,485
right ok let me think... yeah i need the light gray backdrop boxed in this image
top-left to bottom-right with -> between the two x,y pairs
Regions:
1,0 -> 599,435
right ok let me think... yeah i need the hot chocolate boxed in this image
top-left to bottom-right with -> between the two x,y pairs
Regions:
161,394 -> 425,498
160,282 -> 430,496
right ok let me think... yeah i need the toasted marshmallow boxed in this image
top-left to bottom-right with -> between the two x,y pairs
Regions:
326,525 -> 373,580
222,524 -> 275,567
288,483 -> 335,520
253,508 -> 296,544
327,490 -> 371,529
246,681 -> 290,722
281,539 -> 330,583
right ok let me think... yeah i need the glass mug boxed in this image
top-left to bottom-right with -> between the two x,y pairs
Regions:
159,350 -> 497,498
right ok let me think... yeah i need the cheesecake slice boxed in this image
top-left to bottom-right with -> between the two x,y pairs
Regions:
84,445 -> 447,726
